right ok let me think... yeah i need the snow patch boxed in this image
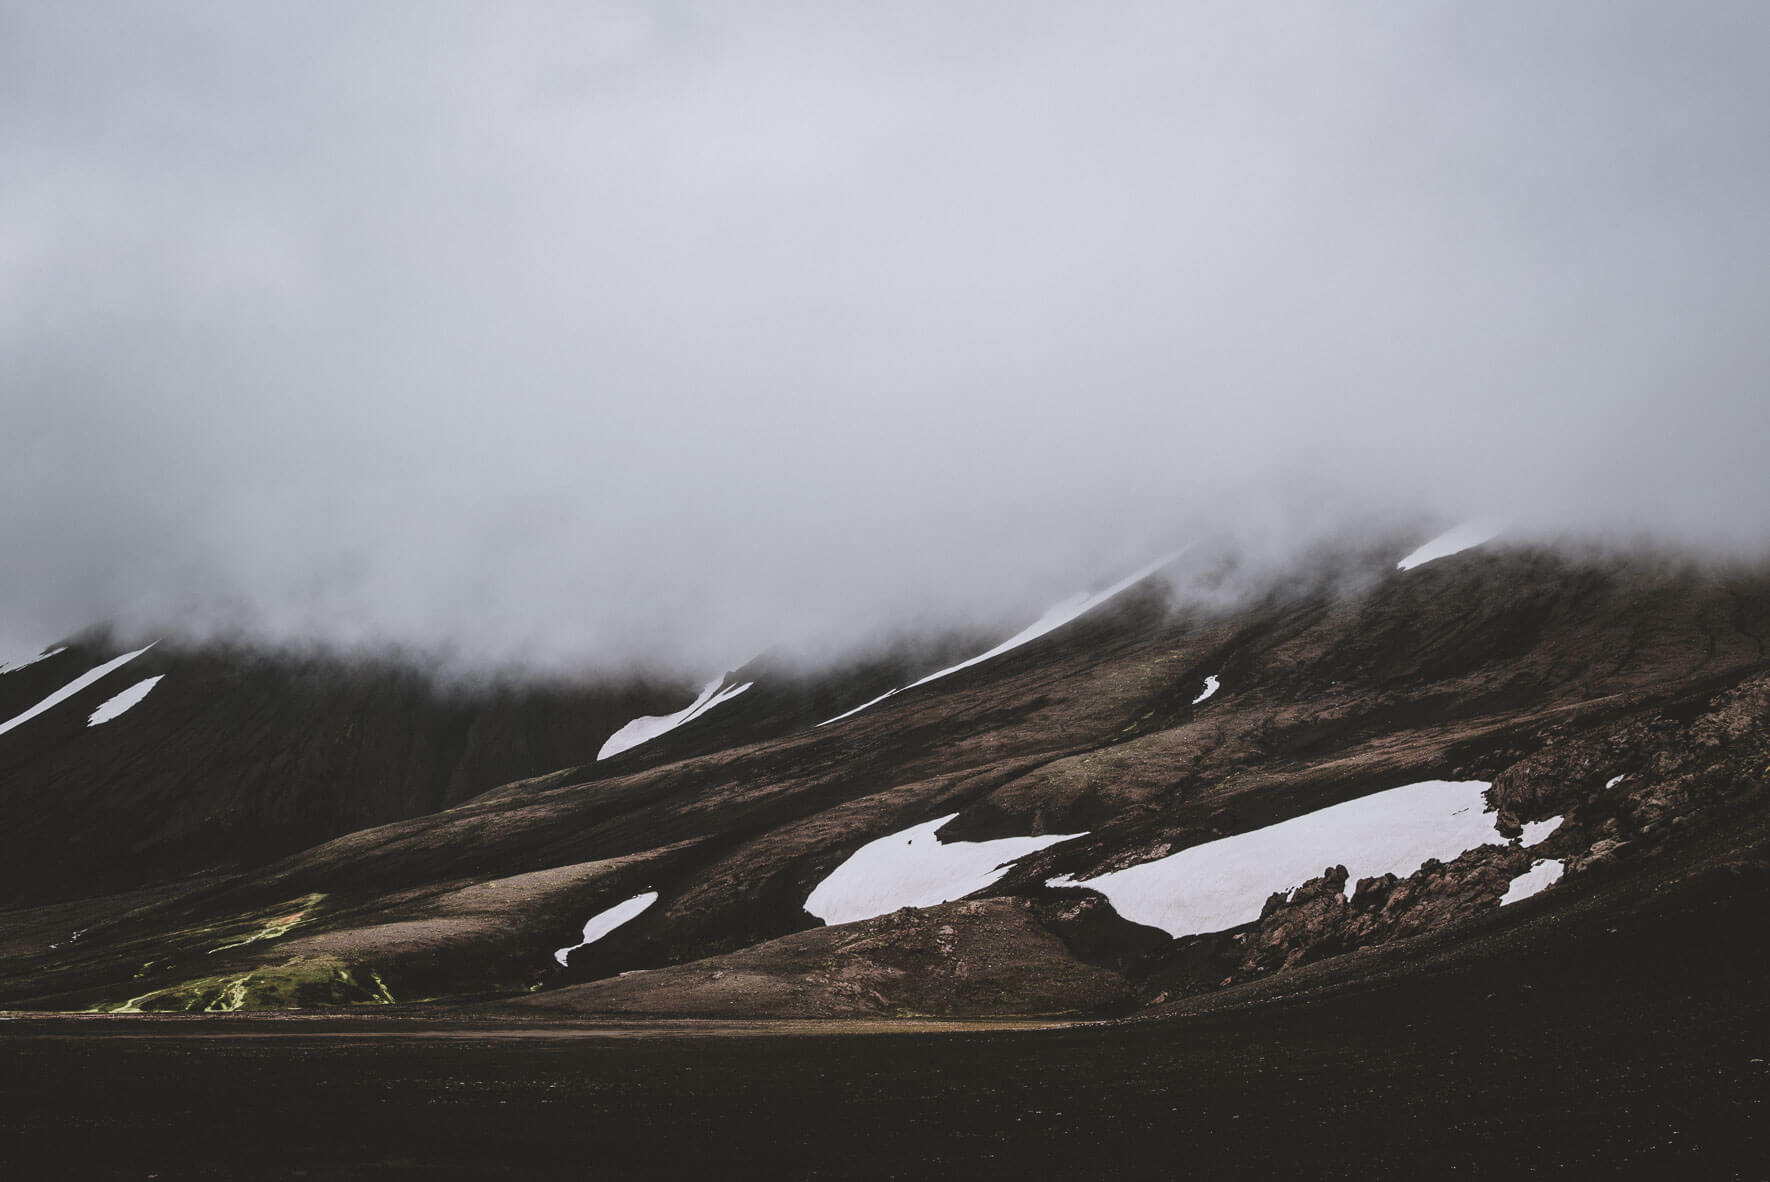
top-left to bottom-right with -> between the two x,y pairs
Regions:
0,645 -> 66,675
0,645 -> 156,738
819,550 -> 1185,726
1500,859 -> 1564,906
819,685 -> 902,728
1396,522 -> 1502,571
87,675 -> 165,726
1519,815 -> 1563,846
554,891 -> 659,966
1192,675 -> 1221,705
598,676 -> 753,760
1046,780 -> 1506,938
805,814 -> 1085,926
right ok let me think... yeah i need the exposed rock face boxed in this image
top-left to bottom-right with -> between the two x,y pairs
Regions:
1132,672 -> 1770,1000
516,898 -> 1130,1017
1232,844 -> 1534,979
1489,672 -> 1770,874
1131,844 -> 1533,1002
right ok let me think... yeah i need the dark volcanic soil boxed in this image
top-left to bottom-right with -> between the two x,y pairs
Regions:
3,842 -> 1764,1179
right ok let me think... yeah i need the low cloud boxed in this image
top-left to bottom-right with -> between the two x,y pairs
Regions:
5,2 -> 1768,672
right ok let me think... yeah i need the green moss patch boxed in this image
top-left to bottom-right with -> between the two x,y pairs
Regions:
96,955 -> 394,1013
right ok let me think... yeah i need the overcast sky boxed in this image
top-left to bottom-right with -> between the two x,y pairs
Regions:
4,2 -> 1768,673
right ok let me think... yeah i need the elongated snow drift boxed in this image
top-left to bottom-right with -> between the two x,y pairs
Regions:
819,549 -> 1185,727
0,644 -> 66,675
87,675 -> 165,726
0,645 -> 156,738
1500,859 -> 1564,905
554,891 -> 660,966
1396,522 -> 1501,571
1048,779 -> 1508,938
805,814 -> 1084,925
598,676 -> 753,761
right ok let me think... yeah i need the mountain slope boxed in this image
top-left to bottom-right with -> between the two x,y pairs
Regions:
0,638 -> 693,905
1,537 -> 1767,1023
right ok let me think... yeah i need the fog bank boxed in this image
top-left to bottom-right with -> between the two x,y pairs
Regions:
5,3 -> 1768,672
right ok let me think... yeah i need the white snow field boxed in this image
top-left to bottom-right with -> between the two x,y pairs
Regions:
1396,522 -> 1502,571
87,675 -> 166,726
1047,780 -> 1510,938
0,645 -> 156,738
0,644 -> 66,675
597,676 -> 754,761
1192,675 -> 1221,705
805,814 -> 1086,926
554,891 -> 660,966
1500,859 -> 1564,905
819,550 -> 1185,727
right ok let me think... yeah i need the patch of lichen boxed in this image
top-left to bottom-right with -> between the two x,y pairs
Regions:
98,955 -> 395,1013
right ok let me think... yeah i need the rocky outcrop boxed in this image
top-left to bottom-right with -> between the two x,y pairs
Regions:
1237,844 -> 1534,978
1131,674 -> 1770,1000
1489,672 -> 1770,872
1131,843 -> 1532,1000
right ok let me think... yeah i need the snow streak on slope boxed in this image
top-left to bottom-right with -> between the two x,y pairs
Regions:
1192,675 -> 1221,704
805,814 -> 1085,926
554,891 -> 660,966
87,676 -> 166,726
1048,780 -> 1506,938
598,676 -> 753,761
0,645 -> 66,675
1396,522 -> 1502,571
819,550 -> 1184,727
0,645 -> 156,738
1500,859 -> 1564,905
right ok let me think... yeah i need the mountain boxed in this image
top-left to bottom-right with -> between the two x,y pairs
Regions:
2,531 -> 1766,1024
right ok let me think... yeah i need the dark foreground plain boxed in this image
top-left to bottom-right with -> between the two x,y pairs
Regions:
5,844 -> 1765,1180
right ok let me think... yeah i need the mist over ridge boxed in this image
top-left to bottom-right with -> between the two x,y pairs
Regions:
5,2 -> 1768,675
